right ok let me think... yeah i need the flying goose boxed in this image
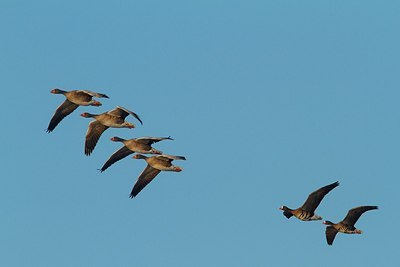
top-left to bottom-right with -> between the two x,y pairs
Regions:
47,89 -> 109,132
323,206 -> 378,245
129,154 -> 186,198
81,106 -> 143,156
99,136 -> 173,172
279,181 -> 339,221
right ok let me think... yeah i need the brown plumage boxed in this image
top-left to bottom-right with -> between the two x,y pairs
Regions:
47,89 -> 109,132
279,181 -> 339,221
130,154 -> 186,198
99,136 -> 173,172
81,106 -> 143,156
323,206 -> 378,245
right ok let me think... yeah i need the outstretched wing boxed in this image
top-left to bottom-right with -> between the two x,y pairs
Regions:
130,165 -> 161,198
47,100 -> 79,132
342,206 -> 378,226
156,154 -> 186,161
84,121 -> 109,156
301,181 -> 339,212
108,106 -> 143,124
136,136 -> 173,145
325,226 -> 338,245
79,90 -> 109,98
100,146 -> 134,172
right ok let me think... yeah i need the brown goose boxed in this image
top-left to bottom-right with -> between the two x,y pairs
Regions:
81,106 -> 143,156
130,154 -> 186,198
279,181 -> 339,221
47,89 -> 109,132
99,136 -> 173,172
323,206 -> 378,245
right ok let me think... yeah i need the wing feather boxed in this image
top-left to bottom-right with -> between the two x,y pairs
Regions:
47,100 -> 79,132
136,136 -> 173,145
100,146 -> 134,172
130,165 -> 161,197
156,154 -> 186,161
301,181 -> 339,212
84,121 -> 108,156
108,106 -> 143,124
79,90 -> 109,98
342,206 -> 378,226
325,226 -> 338,245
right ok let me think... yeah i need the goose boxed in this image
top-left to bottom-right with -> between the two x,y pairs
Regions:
47,89 -> 109,132
81,106 -> 143,156
279,181 -> 339,221
99,136 -> 173,172
323,206 -> 378,245
129,154 -> 186,198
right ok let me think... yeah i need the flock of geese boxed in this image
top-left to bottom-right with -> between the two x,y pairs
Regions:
46,89 -> 378,246
46,89 -> 186,198
279,181 -> 378,245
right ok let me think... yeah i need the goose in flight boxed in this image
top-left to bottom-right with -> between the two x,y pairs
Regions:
81,106 -> 142,156
279,181 -> 339,221
47,89 -> 109,132
323,206 -> 378,245
129,154 -> 186,198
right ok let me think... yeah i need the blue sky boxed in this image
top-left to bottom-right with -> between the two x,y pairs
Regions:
1,1 -> 399,266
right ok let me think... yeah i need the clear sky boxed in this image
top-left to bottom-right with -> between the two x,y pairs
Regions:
1,0 -> 399,266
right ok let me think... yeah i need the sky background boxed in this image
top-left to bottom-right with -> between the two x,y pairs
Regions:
1,0 -> 399,266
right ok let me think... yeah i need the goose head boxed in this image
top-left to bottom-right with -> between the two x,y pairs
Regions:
51,88 -> 64,94
122,122 -> 135,128
110,136 -> 125,142
90,100 -> 102,106
80,112 -> 95,118
173,166 -> 183,172
279,205 -> 290,211
133,154 -> 147,160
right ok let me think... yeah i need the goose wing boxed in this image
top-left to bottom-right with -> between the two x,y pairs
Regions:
342,206 -> 378,226
47,100 -> 79,132
301,181 -> 339,212
325,226 -> 338,245
100,146 -> 134,172
156,154 -> 186,161
84,120 -> 109,156
79,90 -> 109,98
130,165 -> 161,198
108,106 -> 143,124
136,136 -> 173,145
